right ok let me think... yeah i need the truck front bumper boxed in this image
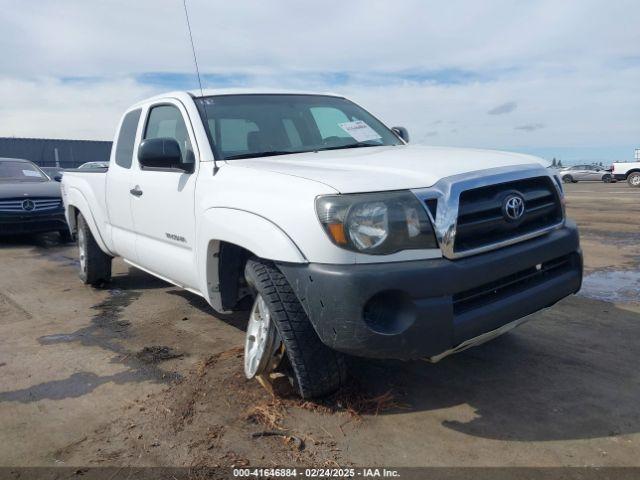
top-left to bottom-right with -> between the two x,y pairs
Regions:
278,221 -> 582,360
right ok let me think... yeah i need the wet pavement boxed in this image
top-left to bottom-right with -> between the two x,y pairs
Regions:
580,270 -> 640,304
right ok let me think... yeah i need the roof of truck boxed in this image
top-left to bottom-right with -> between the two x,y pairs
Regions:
133,89 -> 345,107
190,88 -> 344,98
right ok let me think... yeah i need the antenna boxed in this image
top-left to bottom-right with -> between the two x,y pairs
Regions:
183,0 -> 204,96
182,0 -> 219,173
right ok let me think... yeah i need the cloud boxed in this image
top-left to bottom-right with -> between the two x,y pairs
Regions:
0,76 -> 157,140
0,0 -> 638,161
488,101 -> 518,115
515,123 -> 546,132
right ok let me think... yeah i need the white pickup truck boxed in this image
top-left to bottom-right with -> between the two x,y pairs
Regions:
610,161 -> 640,187
62,90 -> 582,398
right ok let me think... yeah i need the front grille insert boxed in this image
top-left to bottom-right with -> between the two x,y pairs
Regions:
453,253 -> 575,314
0,198 -> 62,213
455,176 -> 562,253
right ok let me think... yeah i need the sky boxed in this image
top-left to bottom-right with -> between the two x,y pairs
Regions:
1,0 -> 639,164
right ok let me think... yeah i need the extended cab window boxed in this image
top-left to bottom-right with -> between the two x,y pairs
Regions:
114,109 -> 141,169
144,105 -> 194,165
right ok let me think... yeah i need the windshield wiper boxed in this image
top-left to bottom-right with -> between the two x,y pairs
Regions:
314,143 -> 380,153
225,150 -> 303,160
224,143 -> 382,160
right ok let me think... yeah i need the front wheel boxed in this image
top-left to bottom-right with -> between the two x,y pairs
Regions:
77,213 -> 112,286
628,172 -> 640,188
244,258 -> 346,398
602,174 -> 612,183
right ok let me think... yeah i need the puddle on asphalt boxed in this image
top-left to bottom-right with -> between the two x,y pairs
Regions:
579,270 -> 640,303
38,333 -> 80,343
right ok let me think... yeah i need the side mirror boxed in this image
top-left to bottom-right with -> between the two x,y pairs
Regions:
53,175 -> 62,182
137,138 -> 192,172
392,126 -> 409,143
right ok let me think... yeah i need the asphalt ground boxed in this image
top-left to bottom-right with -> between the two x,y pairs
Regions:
0,180 -> 638,467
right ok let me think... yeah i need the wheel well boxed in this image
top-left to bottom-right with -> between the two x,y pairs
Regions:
207,241 -> 255,311
67,205 -> 80,234
627,169 -> 640,175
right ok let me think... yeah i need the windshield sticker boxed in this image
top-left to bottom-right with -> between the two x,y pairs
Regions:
338,121 -> 382,142
22,170 -> 41,177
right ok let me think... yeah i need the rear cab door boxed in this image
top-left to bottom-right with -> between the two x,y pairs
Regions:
128,98 -> 201,290
105,108 -> 143,261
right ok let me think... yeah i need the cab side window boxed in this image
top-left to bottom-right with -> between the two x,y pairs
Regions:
114,109 -> 141,169
144,105 -> 194,165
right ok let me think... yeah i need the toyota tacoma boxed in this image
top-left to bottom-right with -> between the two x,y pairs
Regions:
62,90 -> 583,398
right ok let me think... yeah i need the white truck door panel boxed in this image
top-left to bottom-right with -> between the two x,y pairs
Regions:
130,102 -> 199,290
106,108 -> 142,261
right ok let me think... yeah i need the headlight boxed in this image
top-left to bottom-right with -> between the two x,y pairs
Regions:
316,191 -> 438,254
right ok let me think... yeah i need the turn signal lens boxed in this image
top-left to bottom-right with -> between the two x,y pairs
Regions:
327,223 -> 347,244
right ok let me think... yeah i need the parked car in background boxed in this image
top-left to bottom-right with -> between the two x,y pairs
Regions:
611,161 -> 640,187
41,167 -> 64,182
0,158 -> 71,241
62,90 -> 582,398
78,161 -> 109,170
558,164 -> 612,183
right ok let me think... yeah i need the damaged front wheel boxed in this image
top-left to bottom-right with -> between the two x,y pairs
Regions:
244,258 -> 347,398
244,294 -> 283,379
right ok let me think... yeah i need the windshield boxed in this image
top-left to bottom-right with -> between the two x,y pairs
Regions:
0,161 -> 47,182
195,94 -> 402,160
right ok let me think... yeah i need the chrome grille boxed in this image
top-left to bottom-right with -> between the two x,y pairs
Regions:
0,198 -> 62,212
455,176 -> 562,253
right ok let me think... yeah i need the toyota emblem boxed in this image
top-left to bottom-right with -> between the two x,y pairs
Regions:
502,193 -> 525,222
22,199 -> 35,212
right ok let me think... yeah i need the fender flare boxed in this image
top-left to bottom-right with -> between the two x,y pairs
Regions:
65,187 -> 113,255
197,207 -> 307,310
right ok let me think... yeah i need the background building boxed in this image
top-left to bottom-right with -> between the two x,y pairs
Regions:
0,137 -> 112,168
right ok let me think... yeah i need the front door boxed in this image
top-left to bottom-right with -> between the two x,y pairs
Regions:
130,101 -> 200,290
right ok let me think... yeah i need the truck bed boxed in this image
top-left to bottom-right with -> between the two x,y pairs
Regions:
61,169 -> 111,248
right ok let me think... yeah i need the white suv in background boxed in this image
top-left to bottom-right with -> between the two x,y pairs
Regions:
611,161 -> 640,187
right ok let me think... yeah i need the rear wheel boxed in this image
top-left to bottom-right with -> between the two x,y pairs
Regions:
602,174 -> 612,183
628,172 -> 640,188
244,258 -> 346,398
77,213 -> 112,286
562,175 -> 574,184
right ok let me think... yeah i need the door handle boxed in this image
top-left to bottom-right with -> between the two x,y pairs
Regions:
129,186 -> 143,197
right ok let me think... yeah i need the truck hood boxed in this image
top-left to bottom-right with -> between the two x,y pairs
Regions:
0,180 -> 61,199
229,145 -> 550,193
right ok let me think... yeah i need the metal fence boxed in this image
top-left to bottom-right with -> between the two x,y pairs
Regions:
0,137 -> 112,168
